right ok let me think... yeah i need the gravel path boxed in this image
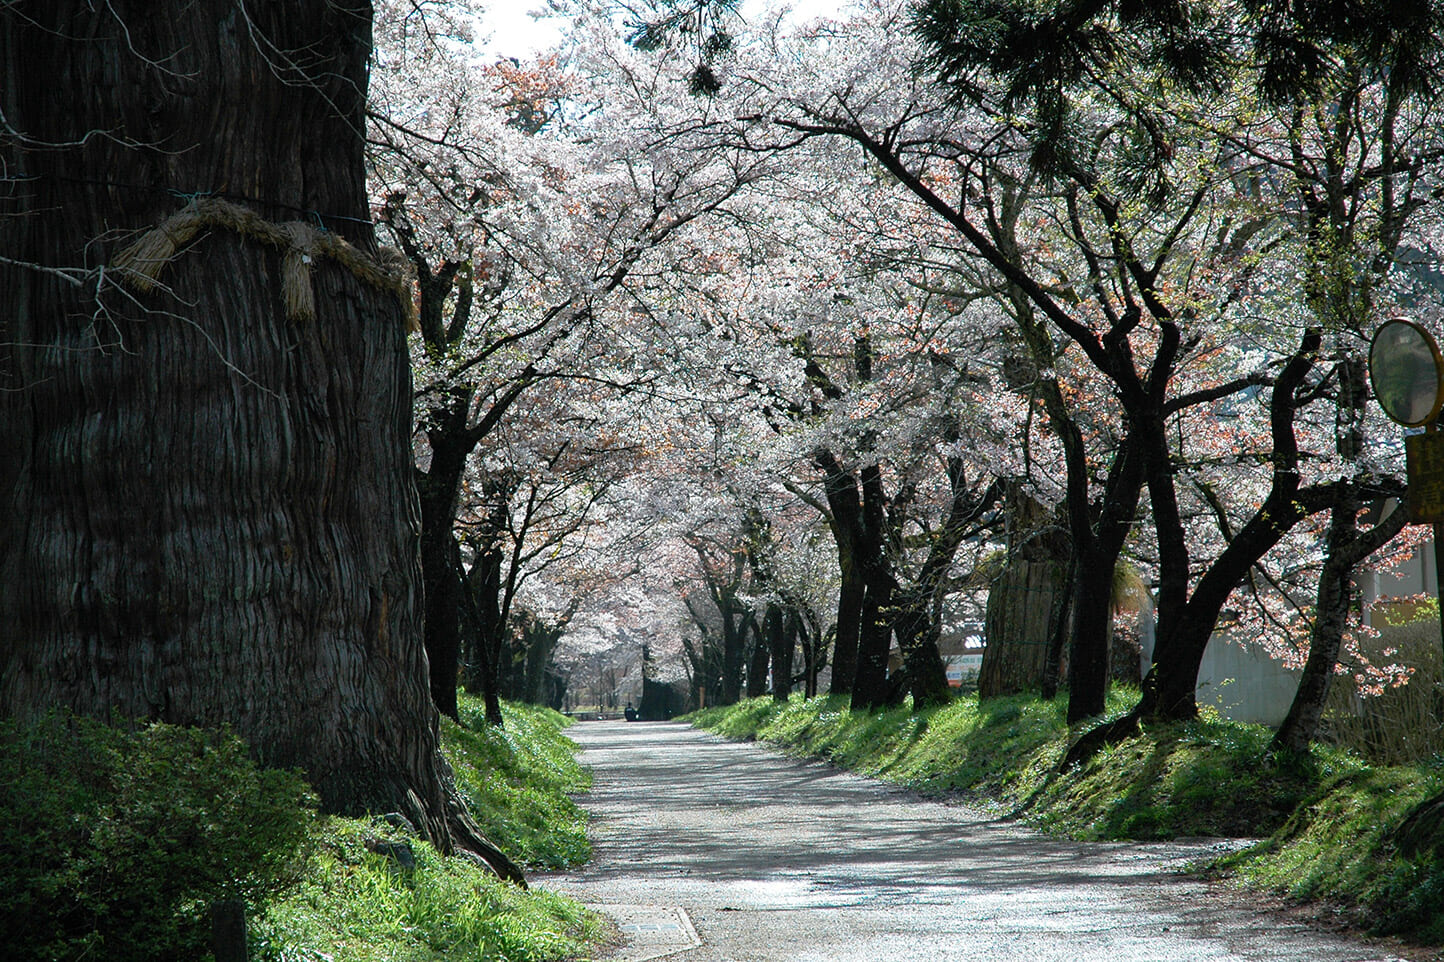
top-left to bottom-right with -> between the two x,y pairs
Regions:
538,721 -> 1422,962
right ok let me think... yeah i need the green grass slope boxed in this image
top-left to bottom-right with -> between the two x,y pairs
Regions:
254,697 -> 607,962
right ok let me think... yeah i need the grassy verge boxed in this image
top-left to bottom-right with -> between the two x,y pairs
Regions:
688,691 -> 1444,945
447,696 -> 593,871
253,698 -> 607,962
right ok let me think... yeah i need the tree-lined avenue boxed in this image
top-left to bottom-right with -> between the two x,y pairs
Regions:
546,723 -> 1416,962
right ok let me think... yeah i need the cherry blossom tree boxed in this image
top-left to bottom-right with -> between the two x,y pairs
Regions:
369,0 -> 776,718
903,0 -> 1442,747
690,0 -> 1429,742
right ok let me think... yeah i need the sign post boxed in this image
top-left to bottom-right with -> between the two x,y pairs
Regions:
1368,317 -> 1444,661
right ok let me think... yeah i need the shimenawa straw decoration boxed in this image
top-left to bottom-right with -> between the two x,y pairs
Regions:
111,196 -> 419,332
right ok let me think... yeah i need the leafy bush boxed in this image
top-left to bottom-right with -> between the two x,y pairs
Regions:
0,712 -> 316,962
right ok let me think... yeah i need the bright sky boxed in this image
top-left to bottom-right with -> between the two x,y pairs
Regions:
478,1 -> 846,59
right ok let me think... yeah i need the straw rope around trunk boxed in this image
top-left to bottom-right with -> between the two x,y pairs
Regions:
111,197 -> 419,331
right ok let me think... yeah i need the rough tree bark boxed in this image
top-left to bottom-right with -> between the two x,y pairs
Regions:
458,478 -> 518,728
418,418 -> 472,721
0,1 -> 521,882
517,614 -> 567,705
770,607 -> 798,702
459,531 -> 506,727
746,611 -> 772,698
1138,332 -> 1322,724
981,558 -> 1069,696
891,468 -> 998,710
818,459 -> 866,696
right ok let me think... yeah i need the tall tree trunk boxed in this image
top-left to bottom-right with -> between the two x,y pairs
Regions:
1274,514 -> 1356,754
771,608 -> 798,702
850,464 -> 896,711
1039,554 -> 1077,700
1067,549 -> 1115,722
0,0 -> 521,882
1064,425 -> 1146,724
522,622 -> 563,704
721,600 -> 748,705
892,590 -> 953,709
816,452 -> 867,696
892,464 -> 996,709
418,428 -> 470,721
851,582 -> 894,711
831,558 -> 864,694
1273,356 -> 1405,753
1274,496 -> 1409,753
799,616 -> 823,698
1139,331 -> 1322,725
746,610 -> 772,698
982,558 -> 1069,697
460,538 -> 506,727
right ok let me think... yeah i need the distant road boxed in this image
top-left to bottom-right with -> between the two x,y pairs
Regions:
541,721 -> 1417,962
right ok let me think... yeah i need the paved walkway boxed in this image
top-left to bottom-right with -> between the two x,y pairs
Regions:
539,721 -> 1422,962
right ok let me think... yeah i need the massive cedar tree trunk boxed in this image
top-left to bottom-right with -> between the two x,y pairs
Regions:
0,1 -> 521,882
980,558 -> 1069,696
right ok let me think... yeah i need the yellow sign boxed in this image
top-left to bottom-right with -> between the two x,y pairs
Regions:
1406,431 -> 1444,523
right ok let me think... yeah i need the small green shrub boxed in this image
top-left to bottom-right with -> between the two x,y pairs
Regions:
0,712 -> 316,962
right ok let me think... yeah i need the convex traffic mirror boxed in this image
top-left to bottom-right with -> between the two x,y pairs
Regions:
1369,317 -> 1444,427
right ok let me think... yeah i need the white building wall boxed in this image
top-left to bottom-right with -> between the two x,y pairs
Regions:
1137,603 -> 1302,725
1194,634 -> 1302,725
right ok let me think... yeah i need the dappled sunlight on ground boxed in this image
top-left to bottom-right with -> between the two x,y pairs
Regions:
537,722 -> 1420,962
